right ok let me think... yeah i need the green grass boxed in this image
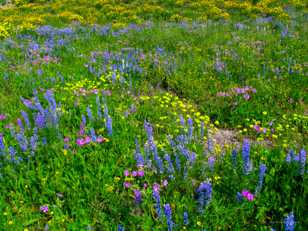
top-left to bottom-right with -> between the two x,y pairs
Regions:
0,1 -> 307,230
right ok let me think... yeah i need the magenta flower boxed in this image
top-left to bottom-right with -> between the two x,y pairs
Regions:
124,170 -> 130,177
40,205 -> 49,213
253,125 -> 261,133
96,136 -> 104,143
241,190 -> 254,201
132,171 -> 137,177
76,138 -> 86,146
64,137 -> 70,143
0,114 -> 6,121
124,182 -> 131,188
153,183 -> 160,192
162,179 -> 168,187
137,170 -> 144,177
84,136 -> 91,144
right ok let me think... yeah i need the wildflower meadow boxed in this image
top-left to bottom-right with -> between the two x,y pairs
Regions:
0,0 -> 307,230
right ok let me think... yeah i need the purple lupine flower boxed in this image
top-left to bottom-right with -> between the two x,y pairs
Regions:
81,114 -> 87,125
16,132 -> 28,152
164,153 -> 175,174
96,95 -> 102,119
200,121 -> 205,141
242,139 -> 251,174
150,141 -> 164,174
284,212 -> 295,231
256,163 -> 267,193
231,149 -> 237,166
87,106 -> 93,122
236,192 -> 243,202
152,189 -> 162,217
17,118 -> 24,132
175,153 -> 181,172
134,189 -> 142,204
187,118 -> 193,141
144,121 -> 153,141
196,182 -> 212,212
179,114 -> 185,127
40,205 -> 49,213
206,131 -> 213,154
183,211 -> 189,225
9,146 -> 17,162
21,111 -> 31,129
90,128 -> 96,142
106,116 -> 112,135
299,149 -> 306,175
30,127 -> 38,152
35,113 -> 46,129
0,134 -> 5,154
164,204 -> 173,231
118,224 -> 124,231
208,156 -> 216,172
134,138 -> 144,168
286,149 -> 294,163
21,97 -> 36,110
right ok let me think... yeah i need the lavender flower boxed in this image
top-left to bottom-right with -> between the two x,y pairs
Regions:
17,118 -> 24,131
242,139 -> 251,174
256,163 -> 267,193
164,204 -> 173,231
196,182 -> 212,212
179,114 -> 185,127
284,212 -> 295,231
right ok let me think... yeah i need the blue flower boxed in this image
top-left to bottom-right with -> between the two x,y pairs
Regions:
152,190 -> 162,217
21,111 -> 31,129
134,189 -> 142,204
183,211 -> 189,225
87,106 -> 93,122
106,116 -> 112,135
256,163 -> 267,193
163,204 -> 173,231
196,182 -> 212,212
299,149 -> 306,175
242,139 -> 251,174
117,224 -> 124,231
284,212 -> 295,231
187,117 -> 193,141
